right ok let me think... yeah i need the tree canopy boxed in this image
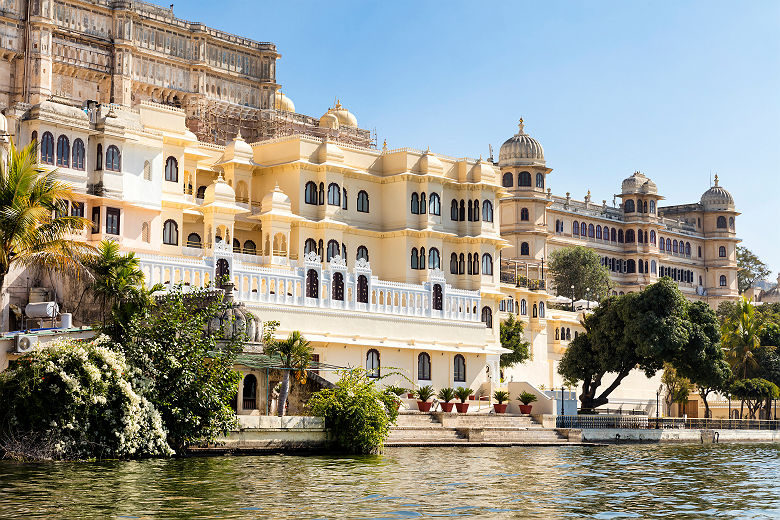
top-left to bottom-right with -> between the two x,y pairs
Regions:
499,313 -> 531,369
548,246 -> 611,302
736,246 -> 770,294
558,278 -> 725,411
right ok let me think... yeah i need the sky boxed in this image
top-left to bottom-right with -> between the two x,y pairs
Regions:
167,0 -> 780,279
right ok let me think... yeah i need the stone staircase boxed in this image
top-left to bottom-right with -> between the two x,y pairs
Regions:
386,412 -> 573,446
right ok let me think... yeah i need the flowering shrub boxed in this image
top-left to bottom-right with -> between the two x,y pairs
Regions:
307,370 -> 399,454
0,336 -> 171,459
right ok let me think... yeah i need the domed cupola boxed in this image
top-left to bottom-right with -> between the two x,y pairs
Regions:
271,89 -> 295,113
323,99 -> 358,128
498,119 -> 545,167
621,171 -> 657,195
700,175 -> 735,210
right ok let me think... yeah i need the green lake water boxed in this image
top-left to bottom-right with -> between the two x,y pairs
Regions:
1,444 -> 778,519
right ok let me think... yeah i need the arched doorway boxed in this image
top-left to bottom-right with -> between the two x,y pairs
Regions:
216,258 -> 230,285
242,374 -> 257,410
306,269 -> 319,298
357,275 -> 368,303
432,284 -> 443,311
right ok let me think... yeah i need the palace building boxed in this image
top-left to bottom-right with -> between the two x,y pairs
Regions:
0,0 -> 739,416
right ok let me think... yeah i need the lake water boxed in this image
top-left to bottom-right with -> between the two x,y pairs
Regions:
1,444 -> 779,519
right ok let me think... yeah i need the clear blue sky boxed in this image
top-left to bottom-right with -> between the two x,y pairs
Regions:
168,0 -> 780,279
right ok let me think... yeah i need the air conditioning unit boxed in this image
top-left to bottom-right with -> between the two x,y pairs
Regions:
14,334 -> 39,354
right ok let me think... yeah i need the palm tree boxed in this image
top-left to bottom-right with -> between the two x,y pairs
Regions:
88,239 -> 145,325
722,297 -> 764,379
265,330 -> 312,416
0,141 -> 93,325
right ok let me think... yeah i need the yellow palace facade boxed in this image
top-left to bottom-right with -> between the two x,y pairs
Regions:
0,0 -> 739,415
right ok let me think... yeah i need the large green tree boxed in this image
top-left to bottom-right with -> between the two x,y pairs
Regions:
88,239 -> 146,326
558,278 -> 724,411
265,330 -> 313,416
721,297 -> 765,379
736,246 -> 770,294
548,246 -> 611,302
500,313 -> 531,370
0,141 -> 93,315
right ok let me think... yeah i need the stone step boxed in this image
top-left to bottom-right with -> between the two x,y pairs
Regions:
387,428 -> 466,441
480,430 -> 565,442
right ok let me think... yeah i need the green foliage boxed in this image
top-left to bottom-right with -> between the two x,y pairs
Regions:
493,390 -> 509,404
386,385 -> 408,397
0,336 -> 171,460
518,391 -> 538,405
265,330 -> 312,416
437,387 -> 455,403
415,385 -> 434,402
114,285 -> 244,452
548,246 -> 611,302
558,278 -> 725,411
721,297 -> 765,379
661,363 -> 693,414
500,313 -> 531,368
730,378 -> 780,419
736,246 -> 770,294
454,386 -> 472,403
308,370 -> 399,454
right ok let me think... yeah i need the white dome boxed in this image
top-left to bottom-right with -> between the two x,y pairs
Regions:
621,171 -> 656,194
204,174 -> 236,204
261,184 -> 293,215
223,130 -> 253,160
323,100 -> 357,128
700,175 -> 734,210
272,90 -> 295,113
498,119 -> 544,166
319,113 -> 339,130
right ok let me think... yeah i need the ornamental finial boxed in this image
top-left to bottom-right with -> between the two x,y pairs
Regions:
517,118 -> 525,134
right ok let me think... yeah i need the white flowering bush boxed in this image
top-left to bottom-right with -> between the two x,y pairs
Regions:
0,336 -> 171,459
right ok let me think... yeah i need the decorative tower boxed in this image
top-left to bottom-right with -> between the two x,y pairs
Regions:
700,175 -> 739,303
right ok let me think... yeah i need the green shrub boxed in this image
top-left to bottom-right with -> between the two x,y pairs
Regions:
308,370 -> 399,454
454,386 -> 472,403
386,385 -> 408,397
493,390 -> 510,404
437,387 -> 455,403
0,336 -> 171,460
416,385 -> 434,402
518,391 -> 538,405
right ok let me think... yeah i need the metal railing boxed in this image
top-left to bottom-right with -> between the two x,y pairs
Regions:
556,415 -> 780,430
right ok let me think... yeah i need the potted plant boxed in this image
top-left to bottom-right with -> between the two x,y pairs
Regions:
386,386 -> 407,411
493,390 -> 510,414
454,386 -> 472,413
518,391 -> 537,414
416,385 -> 434,412
437,387 -> 456,412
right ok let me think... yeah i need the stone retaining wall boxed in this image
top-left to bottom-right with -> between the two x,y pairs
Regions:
562,428 -> 780,443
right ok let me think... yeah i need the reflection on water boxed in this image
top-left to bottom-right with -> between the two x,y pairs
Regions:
1,444 -> 779,519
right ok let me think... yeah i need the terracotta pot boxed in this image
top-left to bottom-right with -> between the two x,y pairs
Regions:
519,404 -> 533,414
494,403 -> 508,414
455,402 -> 469,413
417,401 -> 432,412
407,393 -> 415,398
468,395 -> 476,401
440,402 -> 454,413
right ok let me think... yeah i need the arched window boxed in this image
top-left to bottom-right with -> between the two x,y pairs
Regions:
685,242 -> 691,256
618,230 -> 624,243
187,233 -> 201,247
165,156 -> 178,182
429,193 -> 441,215
105,145 -> 121,171
481,306 -> 493,328
520,242 -> 530,256
625,229 -> 635,243
429,248 -> 441,270
318,182 -> 324,205
698,246 -> 702,258
243,240 -> 256,254
539,301 -> 545,318
536,172 -> 544,188
673,240 -> 679,253
419,247 -> 426,270
366,349 -> 380,379
596,226 -> 602,240
411,192 -> 419,214
521,208 -> 529,221
327,183 -> 340,206
665,238 -> 671,251
458,253 -> 465,275
573,221 -> 579,235
459,200 -> 465,221
162,219 -> 178,245
717,216 -> 727,229
532,303 -> 538,318
650,260 -> 656,274
659,237 -> 665,251
326,240 -> 340,261
194,185 -> 206,199
56,135 -> 69,167
433,284 -> 443,310
472,253 -> 479,275
556,328 -> 560,340
588,224 -> 595,238
729,217 -> 734,229
638,230 -> 644,243
420,193 -> 427,214
96,143 -> 103,170
626,259 -> 636,273
472,199 -> 479,221
719,275 -> 727,287
304,238 -> 317,255
332,272 -> 344,301
450,199 -> 459,221
502,172 -> 513,187
611,228 -> 616,242
518,171 -> 531,186
306,269 -> 319,298
454,354 -> 466,382
357,190 -> 370,212
242,374 -> 257,409
650,201 -> 656,213
418,353 -> 432,381
410,248 -> 419,269
41,132 -> 54,164
581,222 -> 587,237
638,260 -> 644,273
719,246 -> 726,257
636,199 -> 643,213
304,182 -> 317,205
482,253 -> 493,275
643,201 -> 648,213
482,200 -> 493,222
450,253 -> 458,274
650,230 -> 656,244
466,253 -> 473,275
566,328 -> 571,341
520,299 -> 527,315
355,245 -> 369,262
72,139 -> 85,170
624,199 -> 635,213
233,238 -> 240,252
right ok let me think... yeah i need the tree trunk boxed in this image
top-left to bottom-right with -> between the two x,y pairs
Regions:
702,391 -> 711,419
0,272 -> 8,333
578,370 -> 630,412
277,370 -> 291,417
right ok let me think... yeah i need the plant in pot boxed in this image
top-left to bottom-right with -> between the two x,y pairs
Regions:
493,390 -> 510,414
518,391 -> 537,414
437,387 -> 456,412
416,385 -> 435,412
454,386 -> 472,413
386,386 -> 407,411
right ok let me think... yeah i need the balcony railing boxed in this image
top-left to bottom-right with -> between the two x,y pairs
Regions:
556,415 -> 780,430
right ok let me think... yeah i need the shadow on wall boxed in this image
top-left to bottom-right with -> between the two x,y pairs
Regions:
268,370 -> 335,415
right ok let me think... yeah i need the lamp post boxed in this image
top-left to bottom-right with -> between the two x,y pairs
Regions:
585,288 -> 591,310
656,384 -> 663,428
570,284 -> 575,311
561,386 -> 565,416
